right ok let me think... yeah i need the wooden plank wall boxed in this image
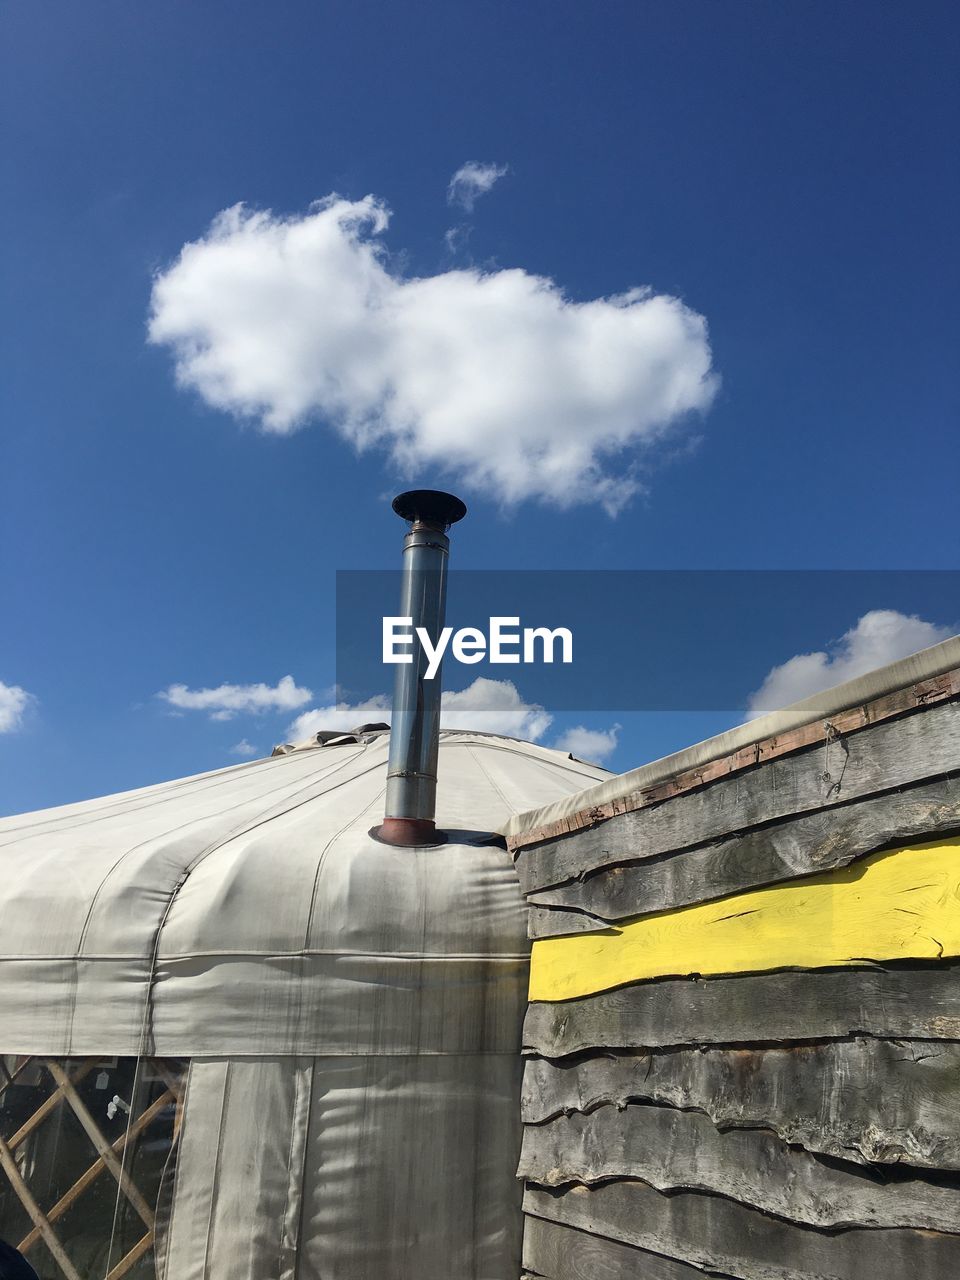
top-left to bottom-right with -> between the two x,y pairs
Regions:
514,686 -> 960,1280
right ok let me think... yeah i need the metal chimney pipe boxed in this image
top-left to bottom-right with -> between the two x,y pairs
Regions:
377,489 -> 467,847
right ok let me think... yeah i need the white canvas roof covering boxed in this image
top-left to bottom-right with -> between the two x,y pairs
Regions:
503,633 -> 960,842
0,729 -> 608,1057
0,730 -> 609,1279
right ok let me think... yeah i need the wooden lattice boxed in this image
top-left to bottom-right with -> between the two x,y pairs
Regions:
0,1057 -> 184,1280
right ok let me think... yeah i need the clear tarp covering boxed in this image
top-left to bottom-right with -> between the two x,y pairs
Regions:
0,1056 -> 183,1280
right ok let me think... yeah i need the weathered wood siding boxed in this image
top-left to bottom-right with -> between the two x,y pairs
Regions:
515,681 -> 960,1279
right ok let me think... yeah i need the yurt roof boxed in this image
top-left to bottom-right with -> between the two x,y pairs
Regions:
0,729 -> 609,1058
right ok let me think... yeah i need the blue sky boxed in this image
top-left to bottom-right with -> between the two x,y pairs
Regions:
1,1 -> 958,814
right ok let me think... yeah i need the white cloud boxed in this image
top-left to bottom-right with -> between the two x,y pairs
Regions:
746,610 -> 953,718
159,674 -> 312,720
553,723 -> 620,764
443,224 -> 471,255
0,681 -> 34,734
149,195 -> 718,513
447,161 -> 508,211
439,678 -> 552,739
286,677 -> 551,743
229,739 -> 258,757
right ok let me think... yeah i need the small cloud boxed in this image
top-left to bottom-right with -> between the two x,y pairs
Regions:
444,224 -> 472,255
440,678 -> 551,739
286,678 -> 551,743
447,161 -> 508,212
0,681 -> 35,734
158,674 -> 312,720
746,610 -> 954,719
229,739 -> 258,757
553,723 -> 620,764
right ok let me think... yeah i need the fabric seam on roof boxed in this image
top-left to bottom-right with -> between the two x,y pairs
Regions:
133,748 -> 391,1052
64,747 -> 386,1051
522,754 -> 610,789
463,744 -> 512,813
75,748 -> 373,955
0,749 -> 325,838
0,746 -> 367,847
302,779 -> 386,956
0,760 -> 275,836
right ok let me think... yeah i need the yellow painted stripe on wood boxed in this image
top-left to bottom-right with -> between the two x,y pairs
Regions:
529,838 -> 960,1002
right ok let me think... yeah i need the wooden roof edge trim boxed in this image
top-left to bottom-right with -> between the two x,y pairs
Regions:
507,668 -> 960,852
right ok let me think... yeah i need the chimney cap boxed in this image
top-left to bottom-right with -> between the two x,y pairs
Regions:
392,489 -> 467,529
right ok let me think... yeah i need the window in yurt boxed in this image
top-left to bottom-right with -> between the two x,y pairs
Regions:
0,1056 -> 184,1280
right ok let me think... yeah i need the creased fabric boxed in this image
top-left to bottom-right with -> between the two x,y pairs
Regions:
162,1054 -> 524,1280
0,733 -> 609,1279
0,734 -> 607,1056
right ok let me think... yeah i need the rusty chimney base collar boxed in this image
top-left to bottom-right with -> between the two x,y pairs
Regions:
372,817 -> 448,848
